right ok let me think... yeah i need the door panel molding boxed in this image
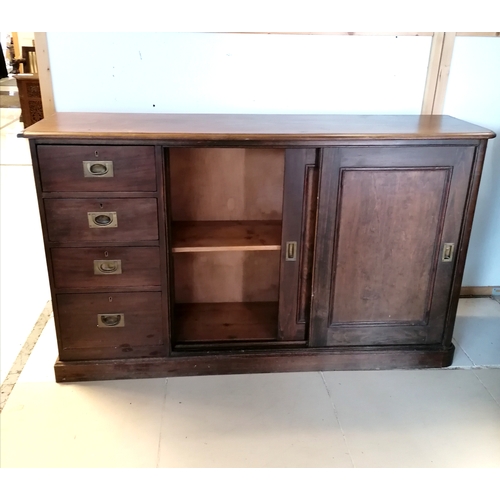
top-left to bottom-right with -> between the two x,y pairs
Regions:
310,145 -> 475,347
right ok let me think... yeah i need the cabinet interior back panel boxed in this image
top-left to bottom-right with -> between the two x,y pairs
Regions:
169,148 -> 284,221
331,168 -> 449,324
174,251 -> 280,303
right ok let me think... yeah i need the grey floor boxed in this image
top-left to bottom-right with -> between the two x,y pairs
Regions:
1,106 -> 499,468
0,298 -> 499,467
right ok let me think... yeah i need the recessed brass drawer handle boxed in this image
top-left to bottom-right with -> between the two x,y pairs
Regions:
83,160 -> 114,177
97,314 -> 125,327
87,212 -> 117,228
94,259 -> 122,275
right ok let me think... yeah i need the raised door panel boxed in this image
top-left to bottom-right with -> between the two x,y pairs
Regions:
333,168 -> 447,324
310,146 -> 475,347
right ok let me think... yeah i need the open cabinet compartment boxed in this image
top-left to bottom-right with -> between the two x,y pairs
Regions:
168,148 -> 285,346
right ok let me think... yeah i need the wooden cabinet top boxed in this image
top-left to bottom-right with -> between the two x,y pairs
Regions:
23,113 -> 495,142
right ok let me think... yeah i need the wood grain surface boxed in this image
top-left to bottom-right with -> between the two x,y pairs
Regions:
23,113 -> 496,141
171,221 -> 282,252
174,302 -> 278,343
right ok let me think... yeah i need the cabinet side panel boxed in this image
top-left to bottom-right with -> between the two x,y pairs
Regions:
331,168 -> 449,324
443,141 -> 487,344
28,139 -> 64,357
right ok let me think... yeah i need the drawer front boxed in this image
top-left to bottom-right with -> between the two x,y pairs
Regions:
51,247 -> 161,289
45,198 -> 159,242
38,145 -> 157,192
57,292 -> 163,355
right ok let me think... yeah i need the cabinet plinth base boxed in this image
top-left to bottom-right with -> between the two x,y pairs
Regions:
54,344 -> 455,382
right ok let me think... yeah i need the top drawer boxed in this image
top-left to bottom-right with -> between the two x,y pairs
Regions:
37,145 -> 157,192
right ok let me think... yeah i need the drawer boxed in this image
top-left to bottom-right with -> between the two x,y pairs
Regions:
57,292 -> 163,358
51,247 -> 161,289
45,198 -> 159,242
37,145 -> 157,192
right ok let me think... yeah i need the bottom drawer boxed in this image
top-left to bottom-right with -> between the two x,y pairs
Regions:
57,292 -> 164,360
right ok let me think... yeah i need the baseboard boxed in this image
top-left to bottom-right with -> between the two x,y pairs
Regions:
54,345 -> 455,382
460,286 -> 498,297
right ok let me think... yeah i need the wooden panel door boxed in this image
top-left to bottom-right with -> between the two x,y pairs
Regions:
310,146 -> 475,347
279,149 -> 319,341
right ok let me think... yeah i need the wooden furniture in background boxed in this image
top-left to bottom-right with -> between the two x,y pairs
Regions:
21,46 -> 38,74
15,74 -> 44,127
22,113 -> 495,382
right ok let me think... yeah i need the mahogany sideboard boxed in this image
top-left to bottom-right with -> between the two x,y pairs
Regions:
22,113 -> 495,382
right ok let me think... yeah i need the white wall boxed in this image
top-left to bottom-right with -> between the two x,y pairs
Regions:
17,32 -> 34,48
444,37 -> 500,286
47,33 -> 430,114
45,32 -> 499,286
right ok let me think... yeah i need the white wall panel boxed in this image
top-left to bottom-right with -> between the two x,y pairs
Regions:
47,33 -> 430,114
444,37 -> 500,286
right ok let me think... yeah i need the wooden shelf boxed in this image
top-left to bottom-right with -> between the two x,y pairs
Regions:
171,221 -> 282,252
174,302 -> 278,343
